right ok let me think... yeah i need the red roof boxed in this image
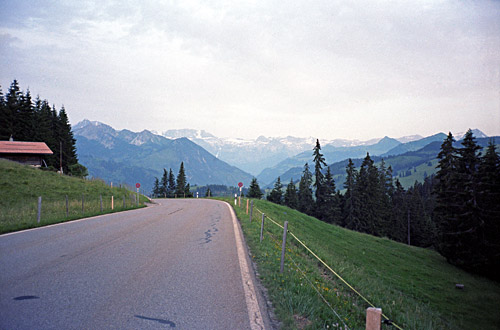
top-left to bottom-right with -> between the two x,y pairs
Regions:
0,141 -> 53,155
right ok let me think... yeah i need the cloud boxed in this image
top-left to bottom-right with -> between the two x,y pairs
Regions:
1,0 -> 499,139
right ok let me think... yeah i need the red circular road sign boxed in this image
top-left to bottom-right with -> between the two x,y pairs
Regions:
238,182 -> 243,188
136,183 -> 141,188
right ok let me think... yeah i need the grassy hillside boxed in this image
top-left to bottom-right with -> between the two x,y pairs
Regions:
224,197 -> 500,329
0,159 -> 148,234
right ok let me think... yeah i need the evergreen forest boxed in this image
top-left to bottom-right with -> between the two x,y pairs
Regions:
152,162 -> 194,198
259,136 -> 500,279
0,80 -> 85,176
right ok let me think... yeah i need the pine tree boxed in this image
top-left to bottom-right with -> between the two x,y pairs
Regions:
153,177 -> 161,197
0,86 -> 6,140
477,140 -> 500,278
0,86 -> 5,126
175,162 -> 187,197
422,175 -> 437,220
284,178 -> 298,209
321,167 -> 341,224
456,129 -> 481,220
390,179 -> 408,243
16,89 -> 35,141
407,182 -> 436,247
58,106 -> 78,173
167,169 -> 176,198
32,99 -> 56,167
42,104 -> 60,168
267,177 -> 283,204
449,129 -> 484,269
247,178 -> 263,199
160,169 -> 168,197
342,158 -> 359,229
185,183 -> 193,198
434,133 -> 459,256
377,159 -> 393,236
298,163 -> 314,215
2,80 -> 22,140
312,139 -> 327,218
353,153 -> 381,235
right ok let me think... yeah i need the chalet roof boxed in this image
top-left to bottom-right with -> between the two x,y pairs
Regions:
0,141 -> 53,155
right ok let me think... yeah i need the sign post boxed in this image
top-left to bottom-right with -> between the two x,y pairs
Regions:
238,182 -> 243,207
136,183 -> 140,206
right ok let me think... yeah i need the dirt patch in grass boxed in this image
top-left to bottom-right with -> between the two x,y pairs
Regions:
293,314 -> 312,329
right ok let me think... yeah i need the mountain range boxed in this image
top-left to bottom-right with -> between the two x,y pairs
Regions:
256,129 -> 488,185
160,129 -> 427,176
74,120 -> 253,193
74,120 -> 493,193
266,131 -> 495,190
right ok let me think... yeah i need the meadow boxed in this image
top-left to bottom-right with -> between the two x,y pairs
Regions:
0,159 -> 148,234
221,197 -> 500,329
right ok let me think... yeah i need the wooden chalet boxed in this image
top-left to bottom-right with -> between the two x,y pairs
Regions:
0,141 -> 53,167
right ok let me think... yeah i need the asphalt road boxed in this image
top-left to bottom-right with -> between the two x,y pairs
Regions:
0,199 -> 269,329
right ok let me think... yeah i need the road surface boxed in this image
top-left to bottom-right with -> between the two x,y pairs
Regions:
0,199 -> 269,329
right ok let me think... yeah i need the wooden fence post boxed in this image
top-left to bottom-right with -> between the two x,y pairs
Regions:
280,221 -> 288,273
246,199 -> 249,214
366,307 -> 382,330
260,213 -> 265,242
249,201 -> 253,223
65,195 -> 69,217
37,196 -> 42,223
112,195 -> 114,210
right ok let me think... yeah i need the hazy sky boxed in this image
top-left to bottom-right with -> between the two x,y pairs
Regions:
1,0 -> 499,140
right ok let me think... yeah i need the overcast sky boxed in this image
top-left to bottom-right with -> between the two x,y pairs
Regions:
1,0 -> 499,140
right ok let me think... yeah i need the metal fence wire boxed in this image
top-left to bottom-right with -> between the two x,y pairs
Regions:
247,203 -> 403,330
0,194 -> 141,227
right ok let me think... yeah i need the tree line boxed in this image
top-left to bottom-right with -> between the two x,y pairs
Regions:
433,131 -> 499,278
0,80 -> 86,176
249,133 -> 499,279
152,162 -> 193,198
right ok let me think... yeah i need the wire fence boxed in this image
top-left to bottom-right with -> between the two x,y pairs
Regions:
240,198 -> 403,330
0,193 -> 143,232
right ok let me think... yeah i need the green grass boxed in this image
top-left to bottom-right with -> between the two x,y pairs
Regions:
396,159 -> 439,188
0,159 -> 149,234
219,197 -> 500,330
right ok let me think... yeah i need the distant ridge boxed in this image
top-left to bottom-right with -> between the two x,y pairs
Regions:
74,120 -> 491,191
266,134 -> 498,190
74,120 -> 253,193
257,136 -> 402,185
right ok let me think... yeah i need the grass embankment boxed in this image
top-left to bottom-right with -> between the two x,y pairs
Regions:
0,159 -> 149,234
220,197 -> 500,330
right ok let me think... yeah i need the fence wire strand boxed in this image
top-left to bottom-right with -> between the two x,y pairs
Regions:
286,241 -> 351,330
253,204 -> 403,330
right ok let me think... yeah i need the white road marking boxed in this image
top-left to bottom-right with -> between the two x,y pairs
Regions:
226,202 -> 266,330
